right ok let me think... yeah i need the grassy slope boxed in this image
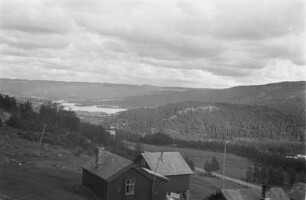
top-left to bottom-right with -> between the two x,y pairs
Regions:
0,126 -> 92,200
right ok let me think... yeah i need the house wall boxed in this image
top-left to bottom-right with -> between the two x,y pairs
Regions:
82,169 -> 108,199
166,174 -> 190,192
83,167 -> 168,200
107,168 -> 152,200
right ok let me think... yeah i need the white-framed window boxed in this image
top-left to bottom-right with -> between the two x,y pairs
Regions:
125,179 -> 135,195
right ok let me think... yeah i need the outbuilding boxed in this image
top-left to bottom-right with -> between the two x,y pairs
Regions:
134,152 -> 193,199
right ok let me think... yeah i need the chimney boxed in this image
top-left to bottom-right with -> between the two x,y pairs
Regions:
95,147 -> 104,169
261,185 -> 271,200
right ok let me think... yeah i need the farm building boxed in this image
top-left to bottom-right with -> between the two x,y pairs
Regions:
204,185 -> 290,200
82,147 -> 169,200
134,152 -> 193,199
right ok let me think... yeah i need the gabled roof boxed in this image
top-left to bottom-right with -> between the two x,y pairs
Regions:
219,187 -> 290,200
82,150 -> 133,181
140,152 -> 193,176
140,167 -> 169,182
288,182 -> 306,200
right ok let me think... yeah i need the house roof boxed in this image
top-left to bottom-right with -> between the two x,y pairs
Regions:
82,150 -> 133,181
219,187 -> 290,200
288,182 -> 306,200
140,167 -> 169,181
140,152 -> 193,176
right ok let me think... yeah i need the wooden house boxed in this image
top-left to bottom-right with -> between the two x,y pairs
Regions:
82,148 -> 169,200
134,152 -> 193,199
204,185 -> 290,200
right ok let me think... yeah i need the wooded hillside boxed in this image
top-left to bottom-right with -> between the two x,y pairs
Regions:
106,101 -> 305,142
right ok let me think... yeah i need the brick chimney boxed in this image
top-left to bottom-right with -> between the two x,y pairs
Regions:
95,146 -> 104,169
261,185 -> 271,200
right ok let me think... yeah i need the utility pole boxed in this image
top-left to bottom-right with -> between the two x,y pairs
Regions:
37,123 -> 47,153
222,141 -> 229,189
152,152 -> 163,198
77,122 -> 82,144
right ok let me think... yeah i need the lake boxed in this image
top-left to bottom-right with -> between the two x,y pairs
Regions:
54,101 -> 127,114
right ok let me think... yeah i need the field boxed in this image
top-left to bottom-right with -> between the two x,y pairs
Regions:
132,142 -> 253,180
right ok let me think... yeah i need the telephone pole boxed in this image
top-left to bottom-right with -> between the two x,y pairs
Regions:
222,141 -> 229,189
37,123 -> 47,153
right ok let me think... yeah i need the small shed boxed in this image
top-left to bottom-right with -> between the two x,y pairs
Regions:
134,152 -> 193,198
82,148 -> 168,200
205,185 -> 290,200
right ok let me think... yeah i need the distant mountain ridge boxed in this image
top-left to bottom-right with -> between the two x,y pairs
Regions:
0,78 -> 189,102
0,78 -> 304,109
116,81 -> 305,107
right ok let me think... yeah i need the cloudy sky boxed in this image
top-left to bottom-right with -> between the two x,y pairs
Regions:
0,0 -> 305,88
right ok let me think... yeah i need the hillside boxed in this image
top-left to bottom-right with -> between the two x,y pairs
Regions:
0,79 -> 304,109
105,101 -> 305,142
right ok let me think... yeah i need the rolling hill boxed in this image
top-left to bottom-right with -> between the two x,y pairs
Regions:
105,101 -> 305,142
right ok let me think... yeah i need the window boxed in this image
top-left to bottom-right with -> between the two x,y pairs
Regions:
125,179 -> 135,195
140,159 -> 146,167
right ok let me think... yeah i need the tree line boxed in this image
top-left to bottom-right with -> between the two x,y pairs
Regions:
0,94 -> 139,160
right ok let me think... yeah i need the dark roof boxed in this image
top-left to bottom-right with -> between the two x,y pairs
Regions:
83,150 -> 133,181
288,182 -> 306,200
141,152 -> 193,176
219,187 -> 290,200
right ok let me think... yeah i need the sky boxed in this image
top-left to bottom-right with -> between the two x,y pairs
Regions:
0,0 -> 305,88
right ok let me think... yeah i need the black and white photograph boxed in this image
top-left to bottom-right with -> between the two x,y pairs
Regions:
0,0 -> 305,199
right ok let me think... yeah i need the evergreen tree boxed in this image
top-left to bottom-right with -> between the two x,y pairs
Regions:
204,160 -> 211,172
211,156 -> 220,172
135,142 -> 144,154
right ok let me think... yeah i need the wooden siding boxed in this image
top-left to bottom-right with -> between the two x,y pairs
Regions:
107,168 -> 152,200
166,174 -> 190,192
83,167 -> 167,200
83,169 -> 108,199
